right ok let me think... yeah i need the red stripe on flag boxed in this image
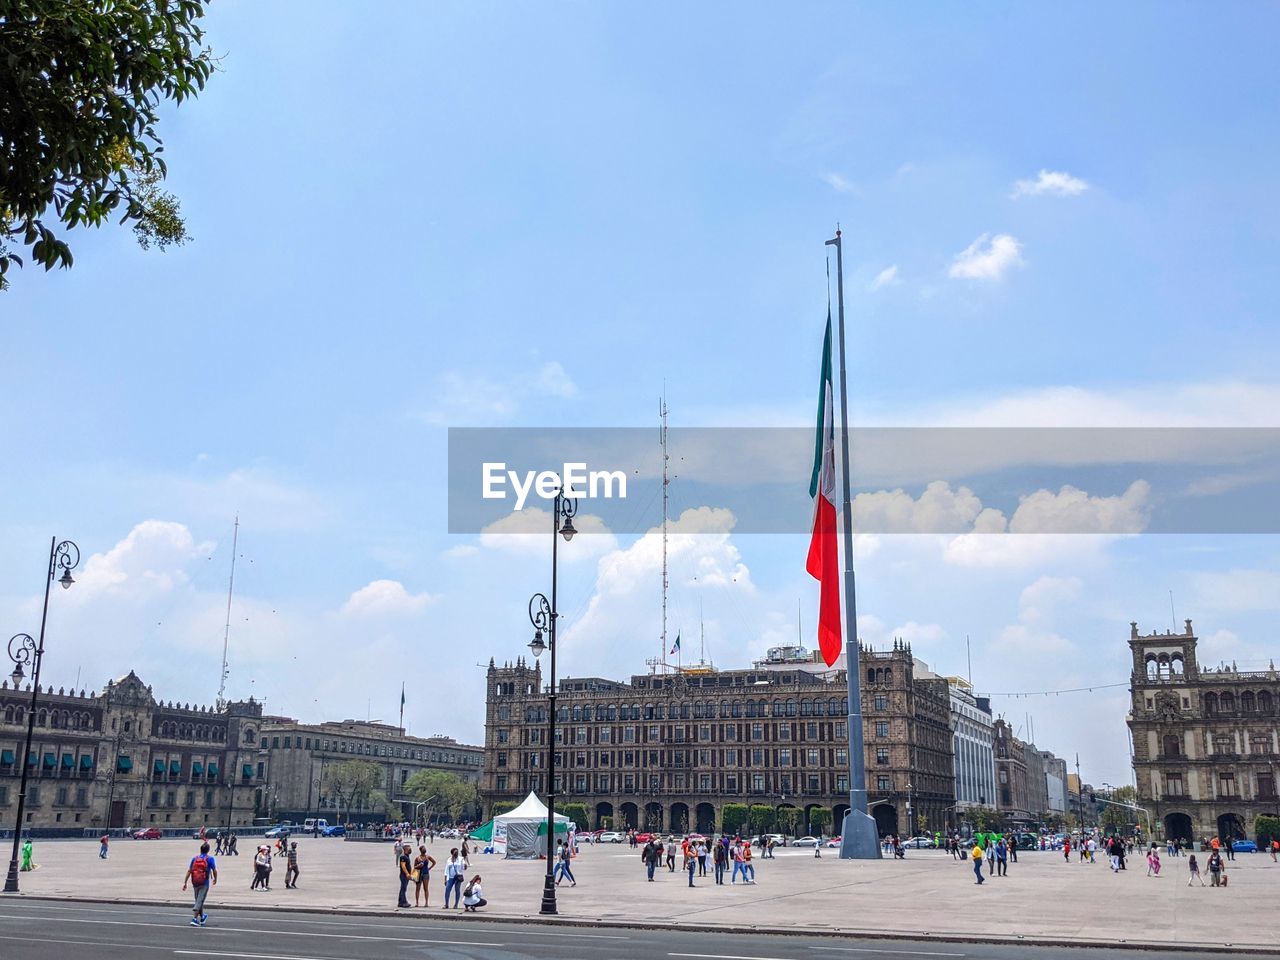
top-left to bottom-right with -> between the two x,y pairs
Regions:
806,493 -> 841,667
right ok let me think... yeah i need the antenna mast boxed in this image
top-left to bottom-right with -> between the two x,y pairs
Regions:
216,515 -> 239,711
661,394 -> 669,669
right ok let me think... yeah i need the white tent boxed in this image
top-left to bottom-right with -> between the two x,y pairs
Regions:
492,792 -> 574,860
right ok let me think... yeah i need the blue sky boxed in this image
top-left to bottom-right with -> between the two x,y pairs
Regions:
2,2 -> 1279,785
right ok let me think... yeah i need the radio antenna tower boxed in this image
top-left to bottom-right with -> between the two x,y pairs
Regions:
661,393 -> 670,667
216,515 -> 239,711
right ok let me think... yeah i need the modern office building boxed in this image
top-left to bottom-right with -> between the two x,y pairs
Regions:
947,678 -> 995,825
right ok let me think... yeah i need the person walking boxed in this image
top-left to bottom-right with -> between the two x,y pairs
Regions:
1271,839 -> 1279,863
743,838 -> 756,882
1146,845 -> 1162,877
666,840 -> 676,872
1108,836 -> 1122,873
730,841 -> 746,884
397,843 -> 413,908
250,846 -> 267,891
182,841 -> 218,927
712,839 -> 726,884
1063,837 -> 1071,862
1208,850 -> 1225,887
971,840 -> 985,884
462,875 -> 486,911
642,840 -> 659,882
227,832 -> 239,856
1006,833 -> 1017,863
697,840 -> 708,875
555,839 -> 576,887
686,847 -> 697,887
285,841 -> 300,889
994,838 -> 1008,877
99,834 -> 110,860
1225,836 -> 1236,861
1188,854 -> 1206,886
413,846 -> 436,906
444,848 -> 466,908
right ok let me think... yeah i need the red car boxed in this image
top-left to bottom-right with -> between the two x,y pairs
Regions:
132,827 -> 163,840
635,832 -> 656,844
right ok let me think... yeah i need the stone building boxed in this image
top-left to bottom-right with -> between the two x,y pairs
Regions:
948,678 -> 995,825
0,671 -> 264,833
993,718 -> 1030,823
1128,618 -> 1280,844
258,717 -> 483,822
480,640 -> 955,837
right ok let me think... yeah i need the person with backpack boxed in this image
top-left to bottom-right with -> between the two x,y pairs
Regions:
462,874 -> 486,911
182,841 -> 218,927
1208,850 -> 1225,887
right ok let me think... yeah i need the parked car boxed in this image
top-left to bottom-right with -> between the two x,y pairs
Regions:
905,835 -> 935,848
635,832 -> 657,844
265,823 -> 296,839
598,831 -> 625,843
826,836 -> 842,848
791,836 -> 821,847
758,833 -> 787,848
322,824 -> 346,837
132,827 -> 163,840
1232,839 -> 1258,853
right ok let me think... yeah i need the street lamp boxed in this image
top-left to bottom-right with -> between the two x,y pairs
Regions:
526,489 -> 576,916
5,537 -> 80,894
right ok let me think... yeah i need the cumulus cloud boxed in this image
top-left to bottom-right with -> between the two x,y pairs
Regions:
72,520 -> 211,602
870,265 -> 899,290
1008,480 -> 1151,534
948,233 -> 1023,281
1011,169 -> 1089,199
991,576 -> 1081,655
851,481 -> 1005,534
478,507 -> 617,560
340,579 -> 437,617
419,361 -> 578,425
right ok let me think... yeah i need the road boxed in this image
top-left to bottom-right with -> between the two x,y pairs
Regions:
0,899 -> 1273,960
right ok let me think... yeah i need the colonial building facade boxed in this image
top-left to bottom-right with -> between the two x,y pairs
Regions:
480,641 -> 956,837
0,671 -> 264,833
258,717 -> 483,822
1129,619 -> 1280,844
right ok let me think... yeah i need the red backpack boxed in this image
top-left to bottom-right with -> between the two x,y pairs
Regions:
190,855 -> 210,886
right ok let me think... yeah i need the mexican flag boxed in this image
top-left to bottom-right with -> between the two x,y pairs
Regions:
807,312 -> 842,668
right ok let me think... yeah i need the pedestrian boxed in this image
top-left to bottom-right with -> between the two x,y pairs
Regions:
444,848 -> 466,908
743,838 -> 756,882
1272,839 -> 1279,862
462,874 -> 487,911
227,832 -> 239,856
667,840 -> 676,872
697,840 -> 708,875
730,841 -> 746,884
554,839 -> 576,887
285,841 -> 299,889
99,833 -> 109,860
1146,845 -> 1161,877
1188,854 -> 1206,886
1063,838 -> 1071,862
1007,833 -> 1018,863
250,845 -> 268,891
643,840 -> 659,881
686,847 -> 696,887
1108,836 -> 1121,873
994,838 -> 1008,877
1225,836 -> 1235,861
182,841 -> 218,927
1208,850 -> 1224,887
971,840 -> 984,884
397,842 -> 413,908
712,839 -> 726,884
414,846 -> 436,906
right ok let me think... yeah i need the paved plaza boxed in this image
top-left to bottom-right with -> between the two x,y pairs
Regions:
6,837 -> 1278,952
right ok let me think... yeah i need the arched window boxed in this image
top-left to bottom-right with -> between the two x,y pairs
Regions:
1171,655 -> 1185,675
800,699 -> 812,716
1204,693 -> 1219,716
1260,691 -> 1274,715
1220,692 -> 1236,713
1162,734 -> 1181,757
571,705 -> 581,722
884,668 -> 893,684
1146,657 -> 1158,680
37,709 -> 47,726
786,699 -> 797,717
746,701 -> 758,718
243,728 -> 256,744
867,668 -> 875,684
1242,692 -> 1256,713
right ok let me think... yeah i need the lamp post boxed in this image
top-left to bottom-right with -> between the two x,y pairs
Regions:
5,537 -> 80,894
526,489 -> 576,916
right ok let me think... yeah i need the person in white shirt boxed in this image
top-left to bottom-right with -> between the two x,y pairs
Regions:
462,875 -> 486,912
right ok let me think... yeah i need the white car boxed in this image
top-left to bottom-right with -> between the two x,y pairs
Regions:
598,831 -> 625,843
791,836 -> 822,847
757,833 -> 786,847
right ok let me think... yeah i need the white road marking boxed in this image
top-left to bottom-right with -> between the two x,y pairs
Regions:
0,915 -> 501,947
0,900 -> 628,939
175,952 -> 358,960
811,948 -> 965,957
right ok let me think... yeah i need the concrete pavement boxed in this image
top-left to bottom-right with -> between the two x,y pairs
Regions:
5,837 -> 1277,952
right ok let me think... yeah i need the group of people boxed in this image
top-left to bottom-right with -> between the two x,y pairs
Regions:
639,834 -> 758,887
395,841 -> 485,912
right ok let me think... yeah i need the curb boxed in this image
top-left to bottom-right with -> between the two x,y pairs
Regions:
8,893 -> 1279,955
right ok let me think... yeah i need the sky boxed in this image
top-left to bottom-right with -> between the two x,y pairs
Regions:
2,1 -> 1279,787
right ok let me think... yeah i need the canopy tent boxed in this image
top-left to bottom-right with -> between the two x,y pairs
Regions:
489,792 -> 574,860
468,819 -> 494,843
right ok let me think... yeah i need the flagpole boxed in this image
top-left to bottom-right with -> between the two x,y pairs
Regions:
399,682 -> 405,734
826,228 -> 881,860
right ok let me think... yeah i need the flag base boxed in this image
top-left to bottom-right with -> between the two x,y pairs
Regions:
838,809 -> 883,860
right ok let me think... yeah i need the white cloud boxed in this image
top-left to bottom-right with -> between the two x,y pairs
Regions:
948,233 -> 1024,281
1012,169 -> 1089,199
478,507 -> 617,560
419,361 -> 578,426
991,576 -> 1081,655
1191,569 -> 1280,613
870,265 -> 899,291
1008,480 -> 1151,534
443,544 -> 481,559
72,520 -> 211,602
821,172 -> 858,194
851,481 -> 1004,534
341,579 -> 437,617
942,533 -> 1116,570
534,361 -> 577,399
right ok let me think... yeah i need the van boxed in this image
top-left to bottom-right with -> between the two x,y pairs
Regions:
303,818 -> 329,834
